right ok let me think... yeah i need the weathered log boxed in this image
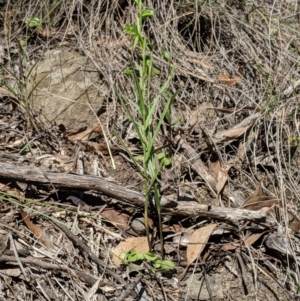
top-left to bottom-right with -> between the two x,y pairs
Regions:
0,161 -> 145,207
162,201 -> 271,224
0,162 -> 270,224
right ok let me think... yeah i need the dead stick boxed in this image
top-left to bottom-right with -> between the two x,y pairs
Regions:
0,162 -> 272,224
0,161 -> 145,207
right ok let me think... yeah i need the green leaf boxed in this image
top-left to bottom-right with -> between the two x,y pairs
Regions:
142,9 -> 154,19
157,152 -> 166,160
161,260 -> 175,270
143,252 -> 158,261
153,260 -> 162,269
156,152 -> 171,166
162,50 -> 171,61
120,251 -> 128,262
132,35 -> 139,49
124,68 -> 133,76
163,157 -> 172,166
159,260 -> 175,271
124,25 -> 138,36
152,67 -> 160,76
23,145 -> 31,152
134,155 -> 144,162
26,17 -> 41,28
127,249 -> 139,262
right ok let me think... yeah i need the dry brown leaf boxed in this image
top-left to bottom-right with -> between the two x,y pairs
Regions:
0,183 -> 24,198
218,73 -> 242,86
66,124 -> 102,142
178,223 -> 217,280
216,164 -> 231,195
245,181 -> 263,201
222,232 -> 265,251
0,232 -> 9,255
112,236 -> 149,267
100,209 -> 130,230
242,196 -> 279,210
222,241 -> 240,251
289,213 -> 300,232
20,210 -> 54,249
1,268 -> 21,277
187,223 -> 217,265
290,221 -> 300,232
99,285 -> 116,293
245,232 -> 265,247
210,160 -> 220,177
188,58 -> 215,70
216,126 -> 248,142
162,224 -> 184,233
242,182 -> 280,210
235,141 -> 247,163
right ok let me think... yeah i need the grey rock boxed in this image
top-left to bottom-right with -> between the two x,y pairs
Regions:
131,217 -> 146,235
186,273 -> 223,300
30,49 -> 108,128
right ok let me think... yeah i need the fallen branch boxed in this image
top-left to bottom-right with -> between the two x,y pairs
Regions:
0,161 -> 271,224
163,201 -> 272,224
0,161 -> 146,207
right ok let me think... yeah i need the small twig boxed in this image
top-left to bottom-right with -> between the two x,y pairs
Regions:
243,237 -> 258,294
53,221 -> 125,284
203,269 -> 213,301
36,279 -> 51,301
0,254 -> 68,270
115,274 -> 143,301
156,274 -> 168,301
200,125 -> 226,166
236,250 -> 249,295
53,276 -> 75,301
8,232 -> 28,281
1,252 -> 108,287
86,101 -> 116,169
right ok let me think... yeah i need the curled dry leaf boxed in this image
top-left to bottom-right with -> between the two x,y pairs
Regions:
20,210 -> 54,249
112,236 -> 149,267
67,195 -> 90,211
